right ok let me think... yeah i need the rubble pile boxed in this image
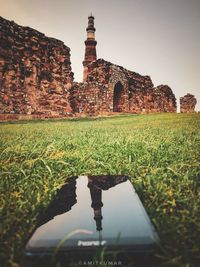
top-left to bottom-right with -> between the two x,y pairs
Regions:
0,16 -> 73,117
180,94 -> 197,113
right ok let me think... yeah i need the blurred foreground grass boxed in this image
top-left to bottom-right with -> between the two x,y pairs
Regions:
0,113 -> 200,267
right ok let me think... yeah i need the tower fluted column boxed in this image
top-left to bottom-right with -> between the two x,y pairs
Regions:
82,15 -> 97,82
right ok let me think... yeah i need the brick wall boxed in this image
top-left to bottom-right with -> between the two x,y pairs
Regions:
71,59 -> 176,114
0,16 -> 73,117
180,94 -> 197,113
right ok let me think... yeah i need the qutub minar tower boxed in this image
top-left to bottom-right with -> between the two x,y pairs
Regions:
83,14 -> 97,82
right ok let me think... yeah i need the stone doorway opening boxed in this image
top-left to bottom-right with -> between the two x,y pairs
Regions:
113,82 -> 124,112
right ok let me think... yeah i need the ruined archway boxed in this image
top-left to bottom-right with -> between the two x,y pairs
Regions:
113,82 -> 124,112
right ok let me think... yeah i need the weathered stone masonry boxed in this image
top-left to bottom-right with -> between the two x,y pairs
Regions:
71,59 -> 176,114
180,94 -> 197,113
0,16 -> 73,116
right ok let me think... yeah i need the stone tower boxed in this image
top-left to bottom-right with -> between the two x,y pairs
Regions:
82,14 -> 97,82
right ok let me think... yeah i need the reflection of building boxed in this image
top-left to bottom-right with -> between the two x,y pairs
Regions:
37,175 -> 129,230
38,177 -> 77,227
88,178 -> 103,231
87,175 -> 128,232
88,175 -> 128,190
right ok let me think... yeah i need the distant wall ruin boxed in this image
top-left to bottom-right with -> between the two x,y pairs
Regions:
71,59 -> 176,115
180,94 -> 197,113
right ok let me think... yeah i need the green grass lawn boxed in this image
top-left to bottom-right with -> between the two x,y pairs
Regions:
0,113 -> 200,267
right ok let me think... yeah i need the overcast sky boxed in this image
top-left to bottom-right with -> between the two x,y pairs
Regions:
1,0 -> 200,111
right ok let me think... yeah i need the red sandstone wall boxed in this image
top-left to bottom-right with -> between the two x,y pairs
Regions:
0,16 -> 73,117
72,59 -> 176,114
180,94 -> 197,113
71,82 -> 113,114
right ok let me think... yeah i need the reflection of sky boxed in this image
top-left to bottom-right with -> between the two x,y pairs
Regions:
29,176 -> 158,248
1,0 -> 200,111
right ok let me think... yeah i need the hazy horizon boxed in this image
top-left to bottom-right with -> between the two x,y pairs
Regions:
1,0 -> 200,111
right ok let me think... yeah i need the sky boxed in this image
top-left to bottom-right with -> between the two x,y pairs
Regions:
1,0 -> 200,111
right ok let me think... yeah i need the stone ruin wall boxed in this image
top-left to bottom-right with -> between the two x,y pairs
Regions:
180,94 -> 197,113
72,59 -> 177,115
0,16 -> 73,117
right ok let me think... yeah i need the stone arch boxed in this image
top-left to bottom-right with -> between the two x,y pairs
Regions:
109,65 -> 129,112
113,82 -> 125,112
